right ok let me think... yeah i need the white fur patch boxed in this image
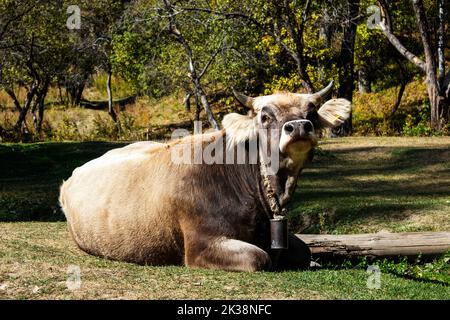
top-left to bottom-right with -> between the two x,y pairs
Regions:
317,98 -> 352,127
219,238 -> 250,253
222,113 -> 257,147
252,93 -> 307,112
252,96 -> 271,112
74,141 -> 162,175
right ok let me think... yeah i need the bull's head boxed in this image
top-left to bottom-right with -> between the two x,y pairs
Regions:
223,81 -> 351,174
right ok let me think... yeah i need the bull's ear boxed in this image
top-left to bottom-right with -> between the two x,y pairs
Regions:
317,98 -> 352,128
232,89 -> 254,110
222,113 -> 257,145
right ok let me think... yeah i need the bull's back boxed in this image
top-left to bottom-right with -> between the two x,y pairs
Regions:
60,141 -> 184,265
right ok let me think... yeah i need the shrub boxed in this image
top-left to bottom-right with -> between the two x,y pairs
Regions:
352,80 -> 433,136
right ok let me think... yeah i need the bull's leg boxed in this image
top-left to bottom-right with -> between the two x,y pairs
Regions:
184,235 -> 272,272
275,233 -> 311,270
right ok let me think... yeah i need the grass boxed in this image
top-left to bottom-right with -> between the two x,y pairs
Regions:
0,142 -> 126,221
0,74 -> 200,142
0,95 -> 194,142
2,77 -> 444,144
0,222 -> 448,300
290,136 -> 450,234
0,137 -> 449,299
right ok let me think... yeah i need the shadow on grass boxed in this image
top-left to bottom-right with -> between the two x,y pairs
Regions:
289,145 -> 450,232
0,141 -> 128,222
309,257 -> 450,287
1,142 -> 448,223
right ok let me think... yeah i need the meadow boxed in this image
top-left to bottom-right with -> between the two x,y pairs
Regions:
1,137 -> 449,299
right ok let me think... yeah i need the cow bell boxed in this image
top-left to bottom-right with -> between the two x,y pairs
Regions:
270,215 -> 289,249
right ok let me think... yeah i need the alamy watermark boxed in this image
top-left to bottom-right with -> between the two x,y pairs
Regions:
66,5 -> 81,30
66,264 -> 81,291
366,5 -> 382,30
170,123 -> 282,175
366,265 -> 381,289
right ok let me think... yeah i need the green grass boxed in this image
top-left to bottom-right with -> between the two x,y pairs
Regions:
289,136 -> 450,234
0,222 -> 448,300
0,137 -> 449,299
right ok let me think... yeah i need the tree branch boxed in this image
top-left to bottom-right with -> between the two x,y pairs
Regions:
5,88 -> 23,112
377,0 -> 426,73
437,0 -> 446,89
277,0 -> 314,92
175,6 -> 261,26
411,0 -> 435,73
175,2 -> 315,92
198,38 -> 224,80
162,0 -> 219,130
0,1 -> 34,40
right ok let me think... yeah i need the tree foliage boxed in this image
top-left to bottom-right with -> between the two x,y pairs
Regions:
0,0 -> 448,140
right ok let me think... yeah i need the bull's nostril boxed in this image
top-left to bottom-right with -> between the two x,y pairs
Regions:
284,124 -> 294,134
304,121 -> 313,133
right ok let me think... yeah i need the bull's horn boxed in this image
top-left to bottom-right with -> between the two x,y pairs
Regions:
232,89 -> 254,109
312,80 -> 334,102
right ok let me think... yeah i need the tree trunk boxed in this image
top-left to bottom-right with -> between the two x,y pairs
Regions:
378,0 -> 448,130
412,0 -> 442,130
74,77 -> 86,106
297,231 -> 450,259
106,66 -> 117,123
31,79 -> 49,133
14,79 -> 39,133
437,0 -> 449,123
335,0 -> 360,136
183,92 -> 191,112
427,78 -> 442,130
389,81 -> 407,119
5,88 -> 23,112
358,67 -> 371,94
162,0 -> 219,130
437,0 -> 446,89
195,81 -> 219,130
194,93 -> 201,122
319,7 -> 332,48
37,79 -> 50,132
31,93 -> 40,131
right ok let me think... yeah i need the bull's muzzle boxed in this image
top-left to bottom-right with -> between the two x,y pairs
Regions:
283,119 -> 314,138
279,119 -> 315,154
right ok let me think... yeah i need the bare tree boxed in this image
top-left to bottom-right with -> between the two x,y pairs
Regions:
162,0 -> 219,130
377,0 -> 449,130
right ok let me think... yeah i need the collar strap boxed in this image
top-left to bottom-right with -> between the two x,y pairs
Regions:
259,156 -> 286,218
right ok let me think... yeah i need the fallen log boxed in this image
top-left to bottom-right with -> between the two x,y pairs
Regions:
80,95 -> 137,110
296,231 -> 450,259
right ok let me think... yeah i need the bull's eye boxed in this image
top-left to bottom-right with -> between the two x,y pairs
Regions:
306,110 -> 319,126
260,106 -> 276,125
306,102 -> 316,111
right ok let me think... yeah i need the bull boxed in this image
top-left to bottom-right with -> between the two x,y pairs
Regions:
59,82 -> 351,272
